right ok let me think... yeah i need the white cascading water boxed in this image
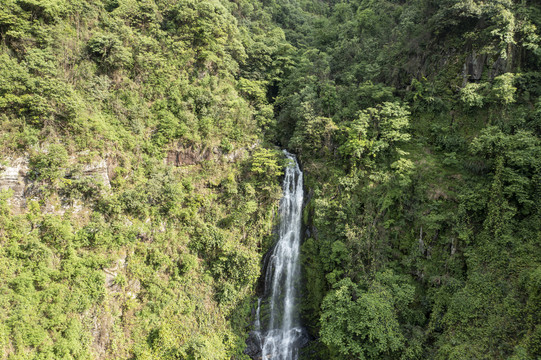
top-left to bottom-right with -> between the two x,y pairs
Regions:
256,150 -> 305,360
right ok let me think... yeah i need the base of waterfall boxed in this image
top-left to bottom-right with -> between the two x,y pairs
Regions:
245,327 -> 311,360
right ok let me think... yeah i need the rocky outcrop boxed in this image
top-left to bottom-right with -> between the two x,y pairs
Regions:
0,157 -> 29,209
103,255 -> 140,297
91,254 -> 140,359
88,306 -> 113,360
490,55 -> 508,80
0,155 -> 112,211
81,159 -> 111,188
462,50 -> 510,86
462,50 -> 487,85
166,142 -> 259,167
104,257 -> 126,293
166,145 -> 214,166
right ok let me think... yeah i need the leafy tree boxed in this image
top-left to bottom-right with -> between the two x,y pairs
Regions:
339,102 -> 410,168
289,102 -> 337,158
320,271 -> 414,359
460,82 -> 487,108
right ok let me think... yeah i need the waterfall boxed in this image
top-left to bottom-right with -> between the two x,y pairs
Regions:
248,150 -> 308,360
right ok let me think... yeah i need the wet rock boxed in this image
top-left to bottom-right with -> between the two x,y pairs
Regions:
245,327 -> 311,360
244,331 -> 263,359
294,328 -> 312,349
462,50 -> 487,85
490,55 -> 508,80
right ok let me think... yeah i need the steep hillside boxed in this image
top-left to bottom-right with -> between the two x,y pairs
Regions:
0,1 -> 292,358
268,1 -> 541,359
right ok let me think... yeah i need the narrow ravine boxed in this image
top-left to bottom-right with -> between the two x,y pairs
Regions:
247,150 -> 309,360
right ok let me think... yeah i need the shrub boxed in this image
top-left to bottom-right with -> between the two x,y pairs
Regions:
29,143 -> 68,181
460,82 -> 486,108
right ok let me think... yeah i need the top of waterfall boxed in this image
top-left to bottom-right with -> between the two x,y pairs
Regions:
282,150 -> 301,172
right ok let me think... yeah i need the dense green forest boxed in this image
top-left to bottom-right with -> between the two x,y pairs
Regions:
0,0 -> 540,359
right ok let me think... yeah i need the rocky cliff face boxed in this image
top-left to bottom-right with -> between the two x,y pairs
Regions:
0,154 -> 136,358
165,142 -> 260,167
0,157 -> 29,210
82,159 -> 111,188
462,50 -> 509,85
0,156 -> 111,212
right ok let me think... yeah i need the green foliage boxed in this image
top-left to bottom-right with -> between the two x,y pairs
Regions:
320,272 -> 414,359
268,1 -> 541,359
29,143 -> 68,181
491,73 -> 517,105
250,147 -> 284,179
289,103 -> 337,157
1,0 -> 541,358
339,102 -> 411,167
0,0 -> 291,358
460,82 -> 486,108
87,32 -> 133,70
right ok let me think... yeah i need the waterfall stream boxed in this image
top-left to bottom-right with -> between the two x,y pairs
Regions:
248,150 -> 308,360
